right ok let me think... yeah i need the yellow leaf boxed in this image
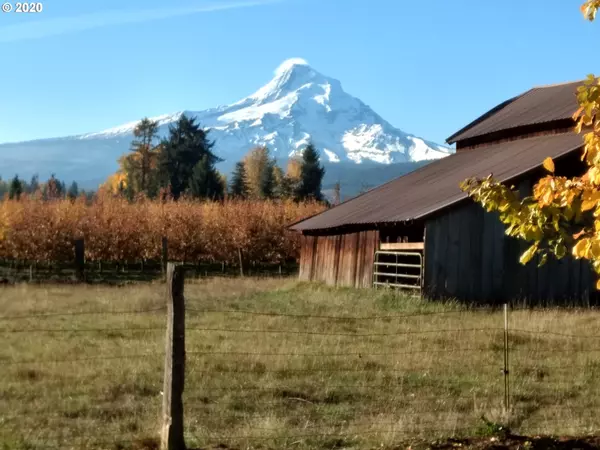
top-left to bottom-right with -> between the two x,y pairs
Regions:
596,279 -> 600,290
542,157 -> 555,173
589,167 -> 600,185
592,240 -> 600,258
520,244 -> 538,265
582,191 -> 600,211
573,238 -> 590,259
573,106 -> 585,120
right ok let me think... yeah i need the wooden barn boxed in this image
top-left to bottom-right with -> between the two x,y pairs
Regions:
290,81 -> 598,304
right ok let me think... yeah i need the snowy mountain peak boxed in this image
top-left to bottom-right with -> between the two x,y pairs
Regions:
275,57 -> 310,75
246,58 -> 326,104
0,58 -> 453,187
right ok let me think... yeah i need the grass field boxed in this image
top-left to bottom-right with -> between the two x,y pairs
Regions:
2,278 -> 600,449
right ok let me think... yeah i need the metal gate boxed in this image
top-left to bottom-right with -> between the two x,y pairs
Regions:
373,251 -> 423,292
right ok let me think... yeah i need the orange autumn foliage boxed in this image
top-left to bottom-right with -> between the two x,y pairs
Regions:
0,195 -> 325,264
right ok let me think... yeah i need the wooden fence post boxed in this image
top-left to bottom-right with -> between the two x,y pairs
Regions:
162,237 -> 169,277
74,239 -> 85,282
161,262 -> 186,450
238,248 -> 244,277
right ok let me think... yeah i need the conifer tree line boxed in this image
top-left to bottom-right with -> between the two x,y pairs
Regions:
102,114 -> 326,202
0,174 -> 90,202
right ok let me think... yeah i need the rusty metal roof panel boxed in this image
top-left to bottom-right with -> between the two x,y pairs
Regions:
446,81 -> 582,144
291,133 -> 584,232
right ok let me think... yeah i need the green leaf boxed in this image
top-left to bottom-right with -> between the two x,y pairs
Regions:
555,243 -> 567,259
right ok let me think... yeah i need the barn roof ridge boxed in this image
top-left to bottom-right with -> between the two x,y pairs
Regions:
446,80 -> 583,145
532,79 -> 583,89
291,132 -> 584,232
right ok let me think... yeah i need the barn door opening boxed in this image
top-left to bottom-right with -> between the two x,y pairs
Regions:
373,250 -> 423,292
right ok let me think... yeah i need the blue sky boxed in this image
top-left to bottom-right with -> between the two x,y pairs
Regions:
0,0 -> 598,146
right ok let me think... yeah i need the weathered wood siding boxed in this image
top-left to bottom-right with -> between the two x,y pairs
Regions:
424,201 -> 596,305
298,230 -> 379,288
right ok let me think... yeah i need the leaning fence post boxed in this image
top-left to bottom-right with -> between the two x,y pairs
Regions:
162,237 -> 169,277
503,303 -> 510,414
74,238 -> 85,282
161,263 -> 186,450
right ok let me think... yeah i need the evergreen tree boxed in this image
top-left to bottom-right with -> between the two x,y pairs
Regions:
9,175 -> 23,200
0,177 -> 8,198
260,158 -> 276,199
29,174 -> 39,194
189,155 -> 225,200
59,181 -> 66,197
296,143 -> 325,201
229,161 -> 248,199
157,114 -> 222,200
67,181 -> 79,200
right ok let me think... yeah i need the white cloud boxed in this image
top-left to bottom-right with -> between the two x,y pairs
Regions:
0,0 -> 281,43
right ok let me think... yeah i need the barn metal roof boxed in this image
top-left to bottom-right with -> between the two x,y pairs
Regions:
290,132 -> 584,232
446,81 -> 582,144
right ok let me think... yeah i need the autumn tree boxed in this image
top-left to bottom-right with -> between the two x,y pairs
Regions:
285,158 -> 303,197
44,174 -> 64,200
131,117 -> 160,195
333,181 -> 341,205
244,146 -> 277,199
272,164 -> 292,199
461,2 -> 600,285
101,172 -> 128,196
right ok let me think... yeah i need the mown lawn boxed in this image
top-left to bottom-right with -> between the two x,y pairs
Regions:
1,278 -> 600,449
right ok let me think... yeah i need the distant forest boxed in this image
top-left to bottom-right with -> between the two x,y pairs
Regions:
1,114 -> 329,205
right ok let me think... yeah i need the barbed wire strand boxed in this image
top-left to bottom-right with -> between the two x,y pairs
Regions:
185,306 -> 500,320
1,352 -> 164,365
0,326 -> 165,334
511,328 -> 600,339
185,327 -> 502,337
185,364 -> 502,374
0,307 -> 166,321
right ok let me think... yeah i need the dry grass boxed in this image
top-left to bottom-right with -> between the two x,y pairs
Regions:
1,279 -> 600,449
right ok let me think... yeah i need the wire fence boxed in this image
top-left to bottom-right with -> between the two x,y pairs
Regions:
0,257 -> 297,285
2,266 -> 600,449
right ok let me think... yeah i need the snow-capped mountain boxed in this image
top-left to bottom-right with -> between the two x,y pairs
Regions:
0,58 -> 451,186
